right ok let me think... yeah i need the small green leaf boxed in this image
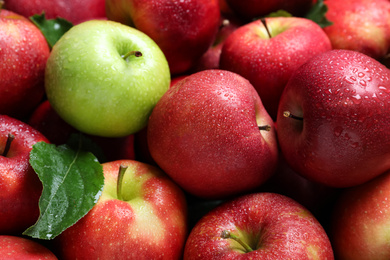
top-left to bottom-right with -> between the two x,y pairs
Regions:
305,0 -> 333,28
30,13 -> 73,48
23,135 -> 104,240
266,10 -> 293,18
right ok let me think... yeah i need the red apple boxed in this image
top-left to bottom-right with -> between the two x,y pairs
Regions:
330,170 -> 390,259
0,235 -> 58,259
55,159 -> 188,259
147,69 -> 279,199
323,0 -> 390,60
0,115 -> 49,234
4,0 -> 106,24
224,0 -> 313,21
0,9 -> 50,119
105,0 -> 221,75
28,100 -> 136,162
184,192 -> 334,259
220,17 -> 332,119
190,15 -> 242,73
276,49 -> 390,188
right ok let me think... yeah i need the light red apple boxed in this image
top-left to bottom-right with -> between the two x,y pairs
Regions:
105,0 -> 221,75
331,170 -> 390,259
184,192 -> 334,259
276,49 -> 390,188
55,159 -> 188,260
220,16 -> 332,119
0,235 -> 58,259
0,115 -> 49,234
147,69 -> 279,199
4,0 -> 106,24
323,0 -> 390,60
0,8 -> 50,119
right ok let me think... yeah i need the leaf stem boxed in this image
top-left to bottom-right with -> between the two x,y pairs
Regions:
122,51 -> 142,60
260,18 -> 272,39
283,111 -> 303,121
2,133 -> 15,157
221,230 -> 254,253
117,164 -> 128,201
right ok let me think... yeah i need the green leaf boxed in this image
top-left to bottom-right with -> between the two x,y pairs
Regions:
266,10 -> 293,18
305,0 -> 333,28
30,12 -> 73,48
23,134 -> 104,240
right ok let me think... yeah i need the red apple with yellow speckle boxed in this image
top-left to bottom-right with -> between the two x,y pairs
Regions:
183,192 -> 334,259
55,160 -> 188,260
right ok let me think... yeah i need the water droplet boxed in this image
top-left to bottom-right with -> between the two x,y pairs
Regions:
334,126 -> 343,137
351,94 -> 362,104
358,72 -> 365,77
360,80 -> 366,87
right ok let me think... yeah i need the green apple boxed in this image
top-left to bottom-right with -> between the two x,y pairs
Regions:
45,20 -> 170,137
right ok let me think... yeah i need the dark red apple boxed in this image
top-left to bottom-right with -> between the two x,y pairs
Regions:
0,9 -> 50,119
0,235 -> 58,259
0,115 -> 49,234
276,49 -> 390,188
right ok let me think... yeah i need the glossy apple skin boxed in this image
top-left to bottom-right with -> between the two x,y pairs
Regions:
225,0 -> 312,21
28,100 -> 136,162
323,0 -> 390,60
0,115 -> 49,234
220,17 -> 332,120
105,0 -> 221,75
276,49 -> 390,188
184,192 -> 334,259
0,9 -> 49,119
55,160 -> 188,260
147,69 -> 279,199
4,0 -> 106,24
331,170 -> 390,259
45,20 -> 170,137
0,235 -> 58,259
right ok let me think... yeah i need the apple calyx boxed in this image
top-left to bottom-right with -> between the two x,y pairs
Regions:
221,230 -> 254,253
283,111 -> 303,121
116,164 -> 128,201
258,125 -> 272,131
121,51 -> 143,61
260,18 -> 272,39
2,133 -> 15,157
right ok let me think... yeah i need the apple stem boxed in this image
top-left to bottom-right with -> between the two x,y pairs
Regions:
0,1 -> 4,9
122,51 -> 142,60
283,111 -> 303,121
258,125 -> 271,131
260,18 -> 272,39
221,230 -> 254,253
117,164 -> 128,201
2,133 -> 15,157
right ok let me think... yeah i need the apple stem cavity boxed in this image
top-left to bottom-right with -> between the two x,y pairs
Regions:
283,111 -> 303,121
260,18 -> 272,39
258,125 -> 271,131
117,164 -> 128,201
221,230 -> 254,253
121,51 -> 143,61
2,133 -> 15,157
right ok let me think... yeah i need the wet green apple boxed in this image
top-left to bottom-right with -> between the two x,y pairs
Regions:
45,20 -> 170,137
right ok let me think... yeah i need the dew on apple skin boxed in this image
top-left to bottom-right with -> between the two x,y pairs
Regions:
333,126 -> 343,137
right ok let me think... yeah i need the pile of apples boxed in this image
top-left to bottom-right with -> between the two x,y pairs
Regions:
1,0 -> 390,259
